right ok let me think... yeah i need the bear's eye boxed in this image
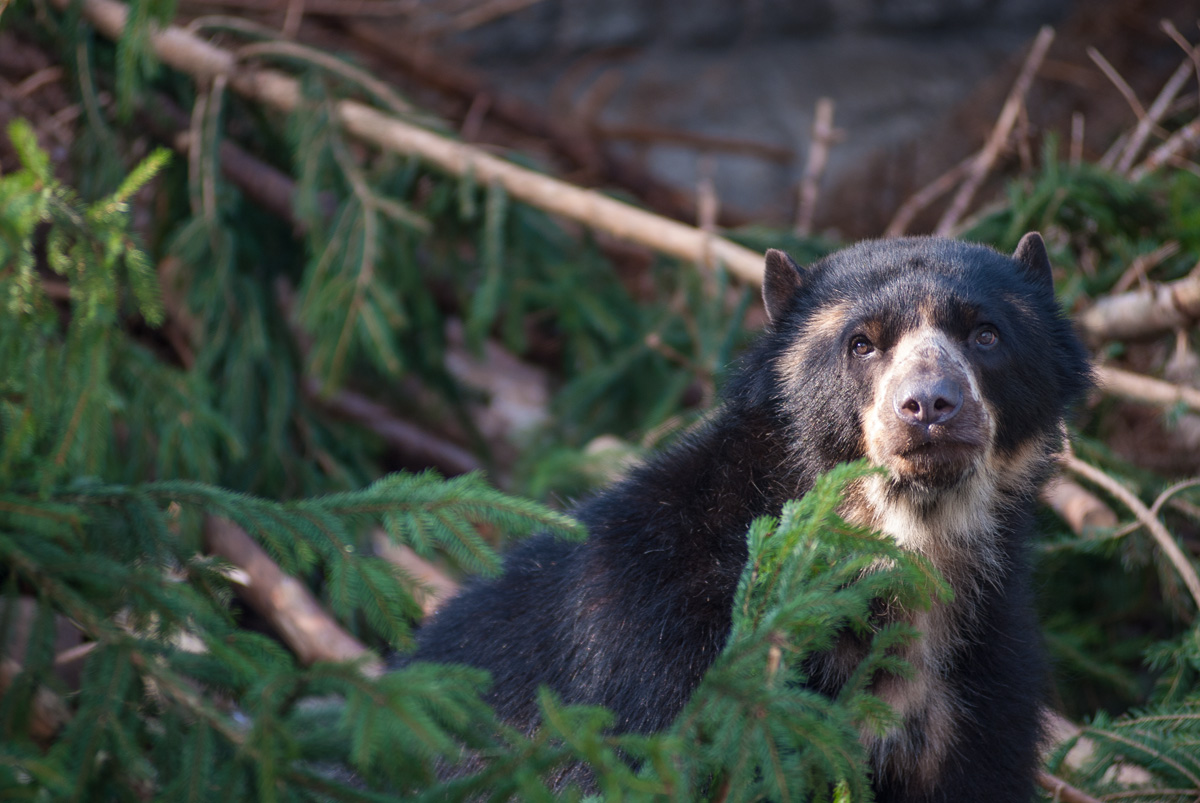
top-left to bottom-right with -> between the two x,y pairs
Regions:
850,335 -> 875,358
974,326 -> 999,349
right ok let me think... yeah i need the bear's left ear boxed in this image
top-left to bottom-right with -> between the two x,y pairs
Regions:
763,249 -> 804,324
1012,231 -> 1053,290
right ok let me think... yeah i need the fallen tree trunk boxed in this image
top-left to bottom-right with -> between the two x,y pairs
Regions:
1078,273 -> 1200,342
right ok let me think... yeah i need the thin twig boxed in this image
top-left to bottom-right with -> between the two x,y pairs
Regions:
935,26 -> 1055,236
1160,20 -> 1200,97
341,20 -> 715,226
1110,241 -> 1180,294
236,39 -> 412,115
305,377 -> 484,477
1069,111 -> 1085,166
431,0 -> 548,36
1115,58 -> 1193,174
54,641 -> 98,666
1036,770 -> 1105,803
1063,455 -> 1200,612
1087,47 -> 1147,121
884,155 -> 973,237
1130,116 -> 1200,182
795,97 -> 838,237
281,0 -> 304,39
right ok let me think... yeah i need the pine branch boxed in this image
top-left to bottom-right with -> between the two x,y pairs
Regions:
58,0 -> 767,285
0,657 -> 71,746
203,515 -> 383,673
1036,770 -> 1105,803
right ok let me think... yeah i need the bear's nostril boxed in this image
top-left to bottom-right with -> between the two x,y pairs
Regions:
894,377 -> 963,426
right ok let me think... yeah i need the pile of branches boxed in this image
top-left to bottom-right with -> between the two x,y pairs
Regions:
1,1 -> 1200,800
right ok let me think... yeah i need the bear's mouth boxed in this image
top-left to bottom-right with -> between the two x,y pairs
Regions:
891,438 -> 983,487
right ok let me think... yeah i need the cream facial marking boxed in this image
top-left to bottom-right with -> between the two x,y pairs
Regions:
774,301 -> 851,392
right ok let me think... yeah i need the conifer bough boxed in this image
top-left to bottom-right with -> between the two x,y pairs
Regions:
59,0 -> 767,285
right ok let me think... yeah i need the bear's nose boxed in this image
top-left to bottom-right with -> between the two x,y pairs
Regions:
893,376 -> 963,426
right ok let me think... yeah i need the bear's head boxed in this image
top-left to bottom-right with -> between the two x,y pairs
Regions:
750,234 -> 1091,554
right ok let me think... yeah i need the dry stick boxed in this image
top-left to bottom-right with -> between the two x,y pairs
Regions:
1110,240 -> 1180,294
1088,46 -> 1148,122
1095,364 -> 1200,414
794,97 -> 838,237
371,531 -> 459,617
1069,111 -> 1085,166
340,20 -> 727,227
1115,57 -> 1194,175
1160,20 -> 1200,100
305,376 -> 483,476
203,515 -> 382,674
1063,455 -> 1200,612
884,155 -> 973,237
1130,116 -> 1200,182
1036,771 -> 1105,803
0,657 -> 72,746
1041,475 -> 1118,534
1077,271 -> 1200,342
934,26 -> 1054,236
66,0 -> 766,284
236,39 -> 413,115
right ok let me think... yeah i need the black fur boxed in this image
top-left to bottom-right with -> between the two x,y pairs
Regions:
412,235 -> 1092,801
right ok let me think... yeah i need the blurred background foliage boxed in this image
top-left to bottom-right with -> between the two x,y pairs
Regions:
1,0 -> 1199,799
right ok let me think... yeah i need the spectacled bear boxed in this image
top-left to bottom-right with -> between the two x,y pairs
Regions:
412,233 -> 1092,802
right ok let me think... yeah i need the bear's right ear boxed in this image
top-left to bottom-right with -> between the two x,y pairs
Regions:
763,249 -> 804,324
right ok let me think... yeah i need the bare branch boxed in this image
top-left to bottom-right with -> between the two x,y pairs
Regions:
1115,58 -> 1193,174
1077,271 -> 1200,342
1036,770 -> 1104,803
303,377 -> 484,477
203,515 -> 383,674
1069,111 -> 1085,167
1087,47 -> 1147,121
795,97 -> 839,237
1110,241 -> 1180,294
1063,455 -> 1200,612
181,0 -> 422,15
1095,364 -> 1200,413
1042,475 -> 1118,535
885,155 -> 973,237
372,531 -> 459,617
1130,116 -> 1200,182
935,26 -> 1054,236
64,0 -> 767,284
